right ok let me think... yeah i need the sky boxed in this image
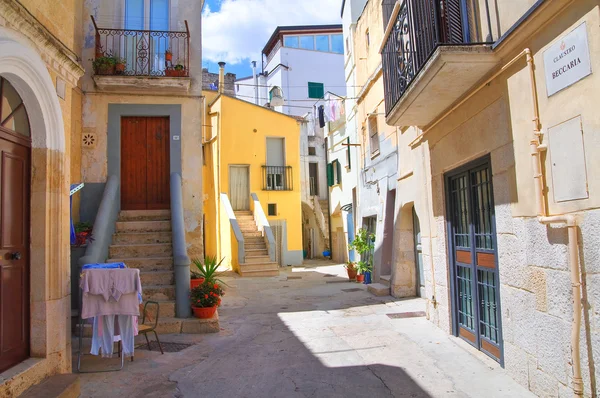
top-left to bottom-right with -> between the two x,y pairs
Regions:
202,0 -> 343,78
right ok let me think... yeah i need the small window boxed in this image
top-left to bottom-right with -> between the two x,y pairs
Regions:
308,146 -> 316,156
308,82 -> 324,99
331,34 -> 344,54
300,35 -> 314,50
327,160 -> 342,186
316,35 -> 329,52
368,115 -> 380,156
268,203 -> 277,216
284,36 -> 299,48
365,30 -> 370,49
346,137 -> 351,170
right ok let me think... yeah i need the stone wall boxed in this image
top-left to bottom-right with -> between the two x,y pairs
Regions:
202,68 -> 236,96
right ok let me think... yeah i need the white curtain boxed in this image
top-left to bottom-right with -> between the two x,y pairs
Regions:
230,166 -> 249,210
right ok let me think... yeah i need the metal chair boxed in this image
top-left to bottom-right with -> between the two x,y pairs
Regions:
138,301 -> 164,354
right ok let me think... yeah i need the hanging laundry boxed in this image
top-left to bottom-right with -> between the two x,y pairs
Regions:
324,99 -> 334,122
318,105 -> 326,128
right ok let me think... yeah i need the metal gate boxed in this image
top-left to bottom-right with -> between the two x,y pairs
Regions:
446,158 -> 503,363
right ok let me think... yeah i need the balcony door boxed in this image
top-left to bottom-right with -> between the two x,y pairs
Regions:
229,165 -> 250,211
447,158 -> 502,363
266,137 -> 285,191
121,116 -> 170,210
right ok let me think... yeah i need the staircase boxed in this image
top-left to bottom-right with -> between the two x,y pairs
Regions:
235,211 -> 279,277
108,210 -> 218,334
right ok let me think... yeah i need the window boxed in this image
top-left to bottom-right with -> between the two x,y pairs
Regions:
268,204 -> 277,216
327,160 -> 342,186
0,77 -> 30,137
365,29 -> 370,49
308,146 -> 316,156
125,0 -> 144,30
284,36 -> 299,48
331,34 -> 344,54
346,137 -> 351,170
308,82 -> 324,99
368,115 -> 380,156
300,35 -> 314,50
316,35 -> 329,52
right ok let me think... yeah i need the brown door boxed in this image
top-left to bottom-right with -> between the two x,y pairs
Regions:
0,129 -> 30,373
121,116 -> 170,210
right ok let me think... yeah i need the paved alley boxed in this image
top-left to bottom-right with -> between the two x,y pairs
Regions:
76,262 -> 535,398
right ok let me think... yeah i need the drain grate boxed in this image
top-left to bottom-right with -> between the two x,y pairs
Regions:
342,288 -> 363,292
386,311 -> 426,319
137,341 -> 193,352
287,276 -> 302,280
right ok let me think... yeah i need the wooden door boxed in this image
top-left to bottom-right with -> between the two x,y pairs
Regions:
0,130 -> 30,373
229,165 -> 249,211
121,116 -> 170,210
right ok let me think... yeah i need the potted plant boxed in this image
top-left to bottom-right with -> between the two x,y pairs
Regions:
115,57 -> 126,74
191,255 -> 226,289
165,49 -> 173,62
73,222 -> 93,247
344,261 -> 358,281
349,228 -> 375,284
190,280 -> 224,319
92,53 -> 117,75
173,60 -> 186,77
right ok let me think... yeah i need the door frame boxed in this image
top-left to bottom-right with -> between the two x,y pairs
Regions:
444,154 -> 504,366
228,164 -> 250,211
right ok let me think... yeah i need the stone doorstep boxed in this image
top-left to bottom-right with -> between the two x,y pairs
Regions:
239,262 -> 278,272
109,243 -> 173,258
380,274 -> 392,287
244,255 -> 272,264
112,231 -> 173,244
238,269 -> 280,277
115,220 -> 171,233
367,283 -> 391,297
21,374 -> 80,398
108,257 -> 173,271
119,209 -> 171,221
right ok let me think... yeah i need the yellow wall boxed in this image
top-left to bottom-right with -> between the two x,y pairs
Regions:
203,94 -> 302,270
19,0 -> 81,50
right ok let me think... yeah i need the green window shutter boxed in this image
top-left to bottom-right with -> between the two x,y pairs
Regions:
346,138 -> 351,170
308,82 -> 324,99
335,160 -> 342,184
327,162 -> 334,186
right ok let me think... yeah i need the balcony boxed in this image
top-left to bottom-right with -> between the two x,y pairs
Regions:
90,16 -> 191,93
262,166 -> 294,191
381,0 -> 499,127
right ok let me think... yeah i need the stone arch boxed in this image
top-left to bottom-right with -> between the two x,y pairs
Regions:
0,26 -> 69,367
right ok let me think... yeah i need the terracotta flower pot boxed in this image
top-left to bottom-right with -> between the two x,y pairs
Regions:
190,277 -> 205,290
96,65 -> 115,75
192,305 -> 217,319
346,267 -> 357,281
356,274 -> 365,283
115,63 -> 126,74
165,53 -> 173,62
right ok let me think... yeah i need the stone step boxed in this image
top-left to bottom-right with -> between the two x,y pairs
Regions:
239,225 -> 259,232
367,283 -> 391,297
239,262 -> 279,273
234,211 -> 253,216
141,299 -> 176,319
119,209 -> 171,222
112,232 -> 172,245
143,285 -> 175,301
154,314 -> 219,334
21,374 -> 80,398
140,270 -> 175,286
238,264 -> 280,277
109,243 -> 172,258
116,220 -> 171,233
380,274 -> 391,288
107,257 -> 173,271
245,242 -> 267,250
241,231 -> 263,238
244,255 -> 272,264
245,248 -> 268,256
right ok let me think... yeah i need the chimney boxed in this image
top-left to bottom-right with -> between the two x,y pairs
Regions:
218,62 -> 226,94
251,61 -> 258,105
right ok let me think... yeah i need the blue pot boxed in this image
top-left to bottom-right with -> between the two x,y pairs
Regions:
363,271 -> 372,285
323,250 -> 331,257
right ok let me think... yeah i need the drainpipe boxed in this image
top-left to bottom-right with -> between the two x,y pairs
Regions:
252,61 -> 259,105
324,135 -> 333,260
218,62 -> 226,94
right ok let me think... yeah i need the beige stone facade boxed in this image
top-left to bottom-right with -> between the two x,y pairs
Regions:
0,0 -> 84,395
372,0 -> 600,396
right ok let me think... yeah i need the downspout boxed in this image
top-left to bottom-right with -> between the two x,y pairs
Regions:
252,61 -> 259,105
325,135 -> 333,260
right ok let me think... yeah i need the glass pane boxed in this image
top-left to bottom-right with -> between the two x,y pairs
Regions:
478,269 -> 499,343
331,34 -> 344,54
284,36 -> 299,48
1,78 -> 22,122
125,0 -> 144,30
457,265 -> 474,330
150,0 -> 168,30
2,107 -> 30,137
316,35 -> 329,52
299,36 -> 314,50
150,0 -> 169,74
471,167 -> 493,250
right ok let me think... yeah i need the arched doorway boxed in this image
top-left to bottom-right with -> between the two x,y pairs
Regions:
0,76 -> 31,372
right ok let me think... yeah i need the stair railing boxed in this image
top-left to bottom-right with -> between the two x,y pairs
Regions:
251,193 -> 276,263
78,175 -> 120,268
170,172 -> 191,318
220,193 -> 245,264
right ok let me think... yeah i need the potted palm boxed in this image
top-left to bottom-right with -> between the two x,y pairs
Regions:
190,256 -> 226,289
190,281 -> 224,319
349,228 -> 375,284
344,261 -> 358,281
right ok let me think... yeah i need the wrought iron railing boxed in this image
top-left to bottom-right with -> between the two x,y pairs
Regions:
381,0 -> 494,115
91,16 -> 190,77
262,166 -> 293,191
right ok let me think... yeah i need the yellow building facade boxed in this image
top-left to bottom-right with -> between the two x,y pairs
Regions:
0,0 -> 84,395
204,91 -> 303,275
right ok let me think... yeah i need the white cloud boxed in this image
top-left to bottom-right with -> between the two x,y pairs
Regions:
202,0 -> 342,66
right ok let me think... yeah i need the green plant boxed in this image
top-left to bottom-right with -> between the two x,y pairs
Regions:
349,228 -> 375,274
74,222 -> 92,233
191,256 -> 227,285
190,280 -> 224,308
92,54 -> 117,71
115,57 -> 126,65
344,261 -> 356,270
174,61 -> 185,71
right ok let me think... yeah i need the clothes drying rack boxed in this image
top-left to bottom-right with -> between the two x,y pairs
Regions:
76,262 -> 138,373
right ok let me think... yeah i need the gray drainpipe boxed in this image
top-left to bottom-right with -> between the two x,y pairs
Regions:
170,172 -> 191,318
324,137 -> 333,260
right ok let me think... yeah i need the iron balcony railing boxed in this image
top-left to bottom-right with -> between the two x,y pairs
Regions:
381,0 -> 494,115
91,16 -> 190,77
262,166 -> 293,191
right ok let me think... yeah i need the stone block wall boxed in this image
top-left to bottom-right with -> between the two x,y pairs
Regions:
202,68 -> 236,96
